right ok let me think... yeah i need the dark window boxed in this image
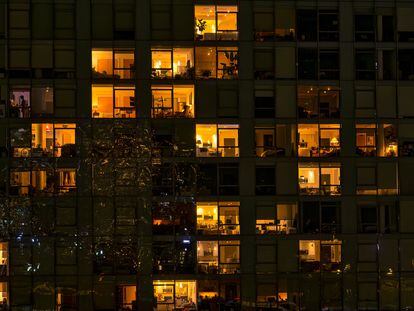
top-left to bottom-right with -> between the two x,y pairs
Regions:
301,201 -> 340,233
381,16 -> 394,42
219,164 -> 239,195
298,48 -> 317,80
399,49 -> 414,80
152,202 -> 196,235
355,15 -> 375,41
321,201 -> 340,233
319,10 -> 339,41
356,49 -> 376,80
301,201 -> 320,233
255,90 -> 275,118
255,166 -> 275,195
197,164 -> 217,196
153,242 -> 175,274
297,10 -> 317,41
319,49 -> 339,80
359,204 -> 378,233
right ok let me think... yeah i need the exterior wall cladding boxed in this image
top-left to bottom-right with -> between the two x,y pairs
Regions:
3,0 -> 414,310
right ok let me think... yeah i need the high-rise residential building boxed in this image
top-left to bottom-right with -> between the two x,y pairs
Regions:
1,0 -> 414,310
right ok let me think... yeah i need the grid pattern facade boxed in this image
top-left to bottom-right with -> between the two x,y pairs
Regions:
1,0 -> 414,310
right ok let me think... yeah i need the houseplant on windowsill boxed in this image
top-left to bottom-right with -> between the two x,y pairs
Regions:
195,19 -> 207,40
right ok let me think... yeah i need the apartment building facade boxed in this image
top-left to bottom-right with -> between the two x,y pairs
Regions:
1,0 -> 414,310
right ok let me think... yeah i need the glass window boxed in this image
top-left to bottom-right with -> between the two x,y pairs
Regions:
277,203 -> 298,234
195,5 -> 238,41
255,89 -> 274,118
92,49 -> 135,79
114,51 -> 135,79
196,47 -> 238,79
356,124 -> 377,156
92,85 -> 136,118
8,88 -> 30,118
151,85 -> 194,118
298,86 -> 340,119
92,50 -> 113,78
153,202 -> 195,235
31,87 -> 53,117
356,49 -> 376,80
297,10 -> 317,41
117,286 -> 136,310
196,202 -> 239,235
0,282 -> 8,308
256,205 -> 276,235
378,124 -> 398,157
196,124 -> 239,157
56,289 -> 77,311
31,123 -> 76,157
219,241 -> 240,274
151,48 -> 194,79
398,49 -> 414,80
355,15 -> 376,41
299,240 -> 342,272
298,48 -> 317,80
0,243 -> 8,277
358,203 -> 378,233
255,166 -> 275,195
153,280 -> 197,310
319,10 -> 339,41
298,163 -> 341,196
298,124 -> 340,157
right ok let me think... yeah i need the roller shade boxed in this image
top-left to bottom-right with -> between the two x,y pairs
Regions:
397,8 -> 414,32
357,167 -> 376,186
254,12 -> 273,31
400,200 -> 414,233
377,162 -> 397,189
398,86 -> 414,117
276,8 -> 295,29
256,205 -> 275,219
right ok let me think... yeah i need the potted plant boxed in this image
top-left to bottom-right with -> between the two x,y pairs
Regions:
195,19 -> 207,40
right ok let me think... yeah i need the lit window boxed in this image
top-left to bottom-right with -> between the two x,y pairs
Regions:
92,49 -> 135,79
29,123 -> 76,157
0,282 -> 8,308
56,289 -> 76,311
153,280 -> 197,310
151,48 -> 194,79
0,243 -> 8,277
195,5 -> 238,41
298,124 -> 340,157
256,204 -> 298,235
117,285 -> 136,310
298,163 -> 341,195
196,124 -> 239,157
151,85 -> 194,118
10,170 -> 47,196
92,85 -> 136,118
8,88 -> 30,118
195,47 -> 238,79
92,50 -> 113,77
357,124 -> 398,157
197,202 -> 239,235
56,169 -> 76,193
299,240 -> 342,272
10,169 -> 76,195
197,240 -> 240,274
356,124 -> 376,156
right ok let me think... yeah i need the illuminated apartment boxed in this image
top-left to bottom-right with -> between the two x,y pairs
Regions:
1,0 -> 414,310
